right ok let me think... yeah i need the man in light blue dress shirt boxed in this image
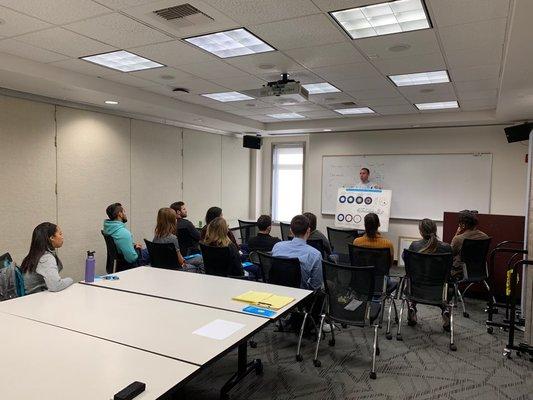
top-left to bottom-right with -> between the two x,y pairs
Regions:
271,215 -> 323,290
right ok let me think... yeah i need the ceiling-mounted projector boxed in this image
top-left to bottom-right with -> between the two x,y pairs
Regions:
243,73 -> 309,106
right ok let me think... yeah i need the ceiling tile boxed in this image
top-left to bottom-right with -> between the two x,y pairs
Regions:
398,82 -> 457,103
249,115 -> 278,122
347,87 -> 402,100
439,18 -> 507,52
65,13 -> 172,48
177,60 -> 246,80
299,110 -> 340,119
312,0 -> 384,12
313,62 -> 381,82
281,103 -> 325,112
202,0 -> 320,25
373,104 -> 417,115
428,0 -> 510,27
0,0 -> 112,24
16,27 -> 116,58
331,77 -> 394,92
128,41 -> 217,67
309,92 -> 357,105
457,89 -> 498,101
230,100 -> 272,110
225,52 -> 304,76
92,0 -> 161,10
284,42 -> 366,69
143,77 -> 228,95
449,64 -> 500,82
249,14 -> 347,50
215,75 -> 267,91
356,30 -> 440,59
446,46 -> 503,69
455,79 -> 499,93
129,66 -> 193,85
459,97 -> 497,111
49,58 -> 120,76
257,70 -> 320,84
358,97 -> 410,107
103,73 -> 155,87
371,52 -> 446,75
0,6 -> 51,37
0,38 -> 68,63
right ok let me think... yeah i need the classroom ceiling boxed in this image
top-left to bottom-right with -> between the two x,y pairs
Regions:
0,0 -> 531,135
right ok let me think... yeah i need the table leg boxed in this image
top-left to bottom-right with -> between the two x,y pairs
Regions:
220,341 -> 262,400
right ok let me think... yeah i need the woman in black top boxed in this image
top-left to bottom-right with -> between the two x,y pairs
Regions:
202,217 -> 243,277
200,207 -> 239,248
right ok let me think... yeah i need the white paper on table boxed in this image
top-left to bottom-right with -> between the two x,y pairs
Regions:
192,319 -> 245,340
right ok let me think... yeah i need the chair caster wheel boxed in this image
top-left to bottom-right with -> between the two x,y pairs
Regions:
376,347 -> 380,356
296,354 -> 303,362
386,333 -> 392,340
328,339 -> 335,347
450,344 -> 457,351
369,371 -> 377,380
487,327 -> 493,334
396,334 -> 403,341
254,359 -> 263,375
463,312 -> 469,318
313,359 -> 321,367
249,340 -> 257,348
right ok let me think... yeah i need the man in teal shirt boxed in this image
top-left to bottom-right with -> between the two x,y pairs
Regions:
103,203 -> 149,266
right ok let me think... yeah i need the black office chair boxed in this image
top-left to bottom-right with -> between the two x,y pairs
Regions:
314,260 -> 382,378
0,252 -> 13,267
307,239 -> 326,259
348,245 -> 398,339
455,237 -> 492,318
101,230 -> 128,274
144,240 -> 180,270
279,222 -> 291,241
327,227 -> 362,263
400,250 -> 456,351
238,220 -> 259,246
200,243 -> 243,278
177,228 -> 200,256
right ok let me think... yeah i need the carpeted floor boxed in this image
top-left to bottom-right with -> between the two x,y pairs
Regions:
180,298 -> 533,400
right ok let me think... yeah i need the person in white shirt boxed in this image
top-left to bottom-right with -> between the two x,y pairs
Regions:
356,167 -> 381,189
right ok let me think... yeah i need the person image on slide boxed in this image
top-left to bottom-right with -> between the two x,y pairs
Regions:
356,167 -> 381,189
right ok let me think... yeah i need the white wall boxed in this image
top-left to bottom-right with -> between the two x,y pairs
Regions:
260,125 -> 528,260
0,94 -> 251,281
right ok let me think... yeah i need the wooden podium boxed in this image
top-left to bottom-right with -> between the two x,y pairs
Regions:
443,212 -> 525,299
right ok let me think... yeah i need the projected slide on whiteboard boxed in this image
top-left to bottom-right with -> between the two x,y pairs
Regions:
322,153 -> 492,220
335,188 -> 392,232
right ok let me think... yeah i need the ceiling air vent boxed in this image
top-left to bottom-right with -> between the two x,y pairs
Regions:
153,4 -> 213,26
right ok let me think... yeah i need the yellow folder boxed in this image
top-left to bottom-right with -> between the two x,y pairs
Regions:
232,291 -> 294,310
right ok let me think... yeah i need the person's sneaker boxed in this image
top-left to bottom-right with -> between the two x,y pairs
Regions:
442,310 -> 451,332
322,323 -> 336,333
407,307 -> 418,326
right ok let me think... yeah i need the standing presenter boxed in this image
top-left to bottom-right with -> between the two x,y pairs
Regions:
356,167 -> 381,189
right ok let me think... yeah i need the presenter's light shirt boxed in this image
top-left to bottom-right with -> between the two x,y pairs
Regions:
355,180 -> 380,189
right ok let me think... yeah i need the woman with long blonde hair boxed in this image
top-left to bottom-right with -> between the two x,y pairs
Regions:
202,217 -> 243,277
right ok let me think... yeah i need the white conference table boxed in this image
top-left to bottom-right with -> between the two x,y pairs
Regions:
82,266 -> 313,319
0,283 -> 268,367
0,312 -> 198,400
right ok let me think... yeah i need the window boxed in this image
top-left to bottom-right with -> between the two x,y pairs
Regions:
272,144 -> 304,222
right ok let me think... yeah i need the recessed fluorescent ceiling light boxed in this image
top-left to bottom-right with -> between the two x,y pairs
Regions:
184,28 -> 275,58
334,107 -> 375,115
81,50 -> 164,72
330,0 -> 430,39
389,70 -> 449,86
105,100 -> 119,105
267,113 -> 306,120
303,82 -> 341,94
202,92 -> 254,102
415,101 -> 459,110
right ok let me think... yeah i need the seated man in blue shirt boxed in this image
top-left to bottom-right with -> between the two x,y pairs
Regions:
271,215 -> 323,290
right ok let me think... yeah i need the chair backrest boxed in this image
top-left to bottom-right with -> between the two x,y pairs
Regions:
177,228 -> 200,256
322,259 -> 376,325
348,245 -> 391,294
460,237 -> 492,281
307,239 -> 326,258
144,239 -> 180,270
200,243 -> 233,277
257,252 -> 301,288
248,251 -> 260,266
101,230 -> 127,274
327,227 -> 362,258
237,220 -> 259,245
279,222 -> 291,241
0,253 -> 13,268
403,249 -> 453,305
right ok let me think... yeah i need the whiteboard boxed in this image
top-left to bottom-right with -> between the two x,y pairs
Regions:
321,153 -> 492,220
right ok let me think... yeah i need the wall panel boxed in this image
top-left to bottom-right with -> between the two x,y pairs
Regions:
221,135 -> 250,222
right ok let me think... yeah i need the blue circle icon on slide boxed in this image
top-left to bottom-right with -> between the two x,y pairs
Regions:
347,196 -> 355,203
339,195 -> 347,203
364,197 -> 373,205
337,214 -> 345,222
345,214 -> 353,222
356,196 -> 364,204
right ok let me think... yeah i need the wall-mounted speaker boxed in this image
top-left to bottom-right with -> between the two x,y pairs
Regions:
243,135 -> 262,149
504,122 -> 532,143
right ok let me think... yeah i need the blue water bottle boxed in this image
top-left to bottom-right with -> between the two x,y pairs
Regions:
85,251 -> 95,283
